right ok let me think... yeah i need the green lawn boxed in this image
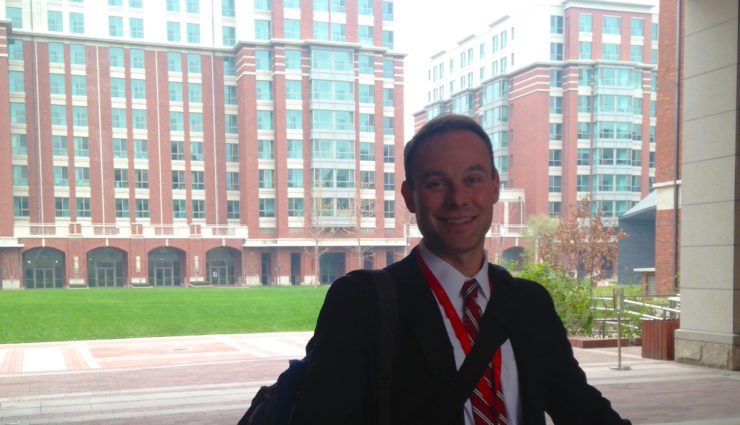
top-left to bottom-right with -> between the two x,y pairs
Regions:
0,286 -> 329,344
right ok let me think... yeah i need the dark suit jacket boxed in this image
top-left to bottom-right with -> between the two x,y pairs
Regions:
290,250 -> 628,425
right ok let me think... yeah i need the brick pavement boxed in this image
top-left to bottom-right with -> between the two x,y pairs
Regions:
0,333 -> 739,425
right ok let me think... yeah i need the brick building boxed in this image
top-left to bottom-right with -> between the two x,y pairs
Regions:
413,0 -> 658,262
0,0 -> 406,288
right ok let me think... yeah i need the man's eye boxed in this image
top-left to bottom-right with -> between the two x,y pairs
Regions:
466,176 -> 483,184
425,180 -> 444,189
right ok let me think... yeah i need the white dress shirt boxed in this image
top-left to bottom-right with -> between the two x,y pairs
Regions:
419,243 -> 520,425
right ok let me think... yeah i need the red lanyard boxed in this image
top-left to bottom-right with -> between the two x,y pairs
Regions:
416,249 -> 503,405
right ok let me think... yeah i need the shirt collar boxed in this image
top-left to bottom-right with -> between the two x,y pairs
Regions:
418,242 -> 491,301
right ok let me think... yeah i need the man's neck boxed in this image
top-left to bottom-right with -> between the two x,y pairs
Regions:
421,243 -> 485,278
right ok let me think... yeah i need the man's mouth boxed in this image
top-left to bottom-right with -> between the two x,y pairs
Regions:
440,216 -> 474,224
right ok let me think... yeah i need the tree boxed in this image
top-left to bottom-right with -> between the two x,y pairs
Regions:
539,197 -> 627,285
523,214 -> 558,262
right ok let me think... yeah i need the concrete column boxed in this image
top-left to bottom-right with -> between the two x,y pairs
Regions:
674,0 -> 740,370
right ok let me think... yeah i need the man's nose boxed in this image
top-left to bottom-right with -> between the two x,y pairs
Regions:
444,183 -> 468,207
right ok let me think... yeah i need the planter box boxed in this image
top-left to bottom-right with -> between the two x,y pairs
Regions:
569,336 -> 641,349
641,319 -> 680,360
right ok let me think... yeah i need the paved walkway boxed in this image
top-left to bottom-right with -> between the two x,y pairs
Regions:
0,333 -> 738,425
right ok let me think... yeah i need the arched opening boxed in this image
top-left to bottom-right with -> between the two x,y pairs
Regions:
23,248 -> 65,289
87,247 -> 127,288
206,247 -> 240,285
147,247 -> 185,287
319,252 -> 345,284
502,246 -> 525,270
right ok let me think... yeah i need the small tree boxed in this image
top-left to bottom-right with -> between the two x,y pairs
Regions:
539,197 -> 627,285
523,214 -> 558,262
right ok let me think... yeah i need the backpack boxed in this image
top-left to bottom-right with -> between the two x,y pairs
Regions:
237,269 -> 398,425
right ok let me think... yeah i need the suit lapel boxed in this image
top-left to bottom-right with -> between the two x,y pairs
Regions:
392,251 -> 457,385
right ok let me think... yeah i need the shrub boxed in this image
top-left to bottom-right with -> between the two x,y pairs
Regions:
515,262 -> 593,336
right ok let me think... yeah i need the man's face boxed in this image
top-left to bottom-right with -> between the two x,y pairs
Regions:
401,130 -> 500,265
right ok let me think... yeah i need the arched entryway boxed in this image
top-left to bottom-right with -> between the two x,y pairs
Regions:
502,246 -> 525,270
206,247 -> 240,285
319,252 -> 345,284
147,247 -> 185,287
23,248 -> 65,289
87,247 -> 127,288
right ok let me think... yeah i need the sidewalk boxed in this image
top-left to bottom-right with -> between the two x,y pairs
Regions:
0,333 -> 738,425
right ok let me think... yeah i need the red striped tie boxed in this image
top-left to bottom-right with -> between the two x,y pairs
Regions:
462,279 -> 508,425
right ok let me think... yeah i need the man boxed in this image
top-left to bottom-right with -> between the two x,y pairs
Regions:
290,114 -> 630,425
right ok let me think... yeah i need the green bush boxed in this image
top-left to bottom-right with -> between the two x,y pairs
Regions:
514,262 -> 593,336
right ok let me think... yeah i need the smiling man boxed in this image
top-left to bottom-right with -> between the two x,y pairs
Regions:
290,114 -> 630,425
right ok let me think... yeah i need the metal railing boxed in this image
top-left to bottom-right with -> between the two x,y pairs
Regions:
591,291 -> 681,337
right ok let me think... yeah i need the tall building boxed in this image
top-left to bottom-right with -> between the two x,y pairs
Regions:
0,0 -> 405,288
414,0 -> 658,239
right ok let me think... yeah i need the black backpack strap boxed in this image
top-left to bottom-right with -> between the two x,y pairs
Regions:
349,269 -> 397,425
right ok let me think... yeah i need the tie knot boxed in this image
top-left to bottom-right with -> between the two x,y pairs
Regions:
462,278 -> 479,300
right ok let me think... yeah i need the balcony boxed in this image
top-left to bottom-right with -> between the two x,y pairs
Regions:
14,221 -> 248,240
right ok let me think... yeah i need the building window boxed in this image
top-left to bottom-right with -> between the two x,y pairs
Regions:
256,50 -> 272,71
257,170 -> 275,189
135,199 -> 149,218
173,199 -> 187,219
630,45 -> 643,63
110,47 -> 124,67
170,140 -> 185,161
288,198 -> 303,217
77,198 -> 92,218
383,200 -> 395,218
134,169 -> 149,188
70,44 -> 86,65
577,123 -> 592,140
130,49 -> 144,68
13,165 -> 28,186
11,103 -> 26,124
113,168 -> 128,189
256,80 -> 273,101
548,175 -> 562,193
579,14 -> 592,33
222,0 -> 235,16
129,17 -> 144,38
602,43 -> 620,61
287,169 -> 303,188
631,18 -> 644,36
287,139 -> 303,159
255,20 -> 271,40
548,150 -> 562,167
383,172 -> 394,191
259,198 -> 275,217
603,16 -> 621,35
287,110 -> 302,130
7,6 -> 22,28
187,23 -> 200,43
186,0 -> 199,13
550,69 -> 563,88
131,79 -> 146,99
109,16 -> 123,36
51,105 -> 66,126
14,196 -> 30,217
285,19 -> 300,39
548,202 -> 561,217
167,0 -> 180,12
227,201 -> 240,219
549,96 -> 562,114
360,170 -> 375,189
48,10 -> 63,32
113,138 -> 128,158
192,200 -> 205,219
258,140 -> 274,159
226,143 -> 239,162
70,13 -> 85,33
74,136 -> 89,157
172,171 -> 185,189
285,50 -> 302,70
223,26 -> 236,46
191,171 -> 205,190
52,136 -> 67,156
332,23 -> 347,42
49,43 -> 65,64
225,114 -> 238,133
579,42 -> 592,60
548,123 -> 562,141
11,134 -> 27,156
190,141 -> 204,161
257,111 -> 274,130
56,197 -> 71,218
550,43 -> 563,61
359,142 -> 375,161
550,16 -> 563,34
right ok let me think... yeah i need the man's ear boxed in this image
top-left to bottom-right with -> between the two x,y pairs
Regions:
492,169 -> 500,205
401,181 -> 416,213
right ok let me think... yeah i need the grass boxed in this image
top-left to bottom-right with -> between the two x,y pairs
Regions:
0,286 -> 329,344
